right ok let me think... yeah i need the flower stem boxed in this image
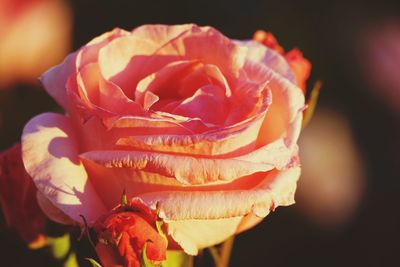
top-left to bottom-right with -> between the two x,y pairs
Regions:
209,235 -> 235,267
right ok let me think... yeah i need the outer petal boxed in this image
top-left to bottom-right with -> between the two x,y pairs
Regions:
243,61 -> 305,146
236,40 -> 296,84
141,167 -> 300,221
40,28 -> 128,110
39,51 -> 77,109
36,191 -> 75,225
131,24 -> 197,46
158,167 -> 300,254
167,217 -> 243,255
21,112 -> 106,224
80,150 -> 274,185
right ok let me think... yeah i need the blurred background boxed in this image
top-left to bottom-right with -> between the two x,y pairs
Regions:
0,0 -> 399,266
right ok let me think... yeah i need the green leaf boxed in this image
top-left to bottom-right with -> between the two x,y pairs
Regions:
156,219 -> 168,246
86,258 -> 103,267
47,233 -> 79,267
163,250 -> 193,267
302,80 -> 322,129
141,243 -> 193,267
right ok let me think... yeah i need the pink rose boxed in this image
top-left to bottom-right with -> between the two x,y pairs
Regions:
21,24 -> 306,255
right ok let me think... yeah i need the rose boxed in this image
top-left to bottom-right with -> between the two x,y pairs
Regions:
0,144 -> 46,247
21,24 -> 307,258
94,199 -> 167,267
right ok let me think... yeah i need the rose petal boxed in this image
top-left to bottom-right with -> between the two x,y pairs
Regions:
79,150 -> 274,186
39,51 -> 77,109
77,28 -> 129,67
236,40 -> 296,84
142,167 -> 299,220
243,61 -> 305,146
98,35 -> 169,98
155,25 -> 247,79
100,25 -> 199,89
172,85 -> 229,125
167,217 -> 243,255
115,81 -> 271,156
40,28 -> 128,110
67,63 -> 144,117
21,113 -> 106,224
131,24 -> 197,46
115,115 -> 264,157
36,191 -> 75,225
234,139 -> 297,169
135,60 -> 203,105
147,167 -> 300,254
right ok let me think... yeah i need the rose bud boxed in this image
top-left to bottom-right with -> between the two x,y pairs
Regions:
253,30 -> 311,92
94,199 -> 167,267
0,144 -> 46,247
21,24 -> 307,256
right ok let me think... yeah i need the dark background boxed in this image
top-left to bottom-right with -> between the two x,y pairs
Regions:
1,0 -> 399,266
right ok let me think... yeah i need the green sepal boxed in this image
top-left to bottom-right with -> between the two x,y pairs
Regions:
85,258 -> 103,267
141,244 -> 193,267
141,242 -> 160,267
156,219 -> 168,246
302,80 -> 322,129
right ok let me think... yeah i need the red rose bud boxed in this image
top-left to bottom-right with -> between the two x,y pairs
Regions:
94,200 -> 167,267
0,144 -> 46,247
253,30 -> 311,92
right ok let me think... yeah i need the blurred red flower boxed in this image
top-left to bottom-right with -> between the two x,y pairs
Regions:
0,144 -> 47,247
